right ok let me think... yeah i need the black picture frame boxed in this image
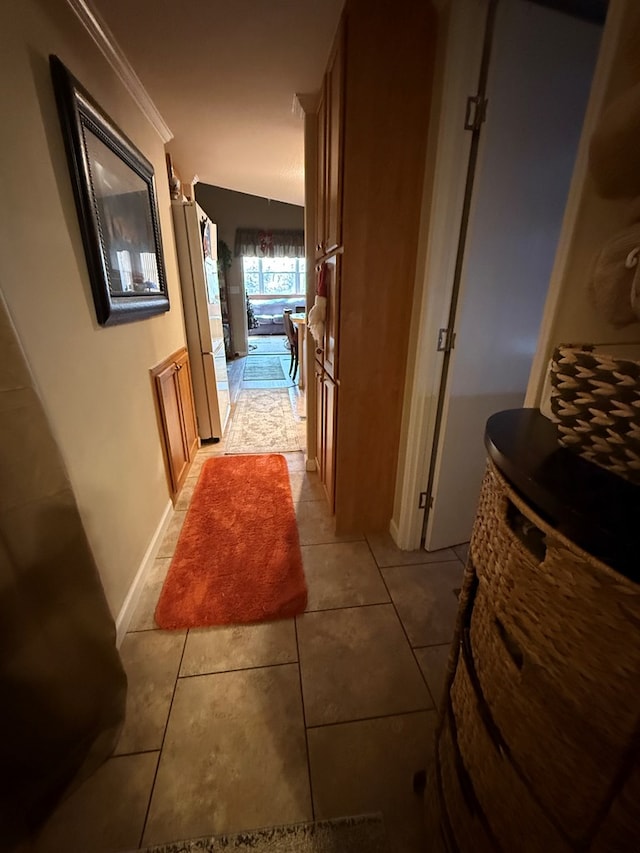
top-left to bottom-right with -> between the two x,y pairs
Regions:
50,55 -> 170,326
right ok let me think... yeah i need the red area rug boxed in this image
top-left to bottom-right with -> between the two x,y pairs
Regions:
155,454 -> 307,629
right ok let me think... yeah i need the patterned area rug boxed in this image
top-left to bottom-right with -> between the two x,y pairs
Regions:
137,814 -> 389,852
243,357 -> 286,381
226,390 -> 300,453
247,336 -> 288,355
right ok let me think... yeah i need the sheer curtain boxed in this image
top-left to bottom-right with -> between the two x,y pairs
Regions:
0,292 -> 126,847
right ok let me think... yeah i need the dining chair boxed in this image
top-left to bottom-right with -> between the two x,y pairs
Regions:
283,310 -> 299,382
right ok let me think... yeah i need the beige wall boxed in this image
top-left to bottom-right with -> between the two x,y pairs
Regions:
0,0 -> 187,616
195,184 -> 304,356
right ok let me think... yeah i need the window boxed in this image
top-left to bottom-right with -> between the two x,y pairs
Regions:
242,256 -> 306,296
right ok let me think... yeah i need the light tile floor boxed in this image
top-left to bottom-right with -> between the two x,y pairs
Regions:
33,346 -> 468,852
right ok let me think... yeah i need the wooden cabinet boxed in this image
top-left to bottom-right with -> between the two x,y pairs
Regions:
309,0 -> 436,532
151,347 -> 198,501
313,23 -> 344,510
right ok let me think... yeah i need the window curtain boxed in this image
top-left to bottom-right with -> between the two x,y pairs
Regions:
234,228 -> 305,258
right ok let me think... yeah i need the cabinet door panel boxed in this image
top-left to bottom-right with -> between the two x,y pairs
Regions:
152,348 -> 198,501
176,353 -> 199,461
323,253 -> 341,379
315,85 -> 328,259
323,371 -> 338,510
157,365 -> 189,493
326,29 -> 344,254
315,360 -> 325,480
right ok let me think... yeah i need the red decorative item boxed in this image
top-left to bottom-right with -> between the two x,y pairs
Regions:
258,230 -> 274,255
316,262 -> 327,297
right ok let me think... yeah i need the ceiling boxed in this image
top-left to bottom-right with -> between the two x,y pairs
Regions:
91,0 -> 345,206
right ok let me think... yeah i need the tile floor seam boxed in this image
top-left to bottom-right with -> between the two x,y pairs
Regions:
305,707 -> 436,730
111,747 -> 161,760
137,627 -> 189,848
373,557 -> 462,570
363,538 -> 438,711
302,600 -> 397,616
177,658 -> 299,680
294,617 -> 316,822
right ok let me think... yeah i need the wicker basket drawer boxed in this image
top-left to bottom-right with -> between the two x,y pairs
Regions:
469,463 -> 640,742
469,587 -> 627,840
450,643 -> 571,852
591,762 -> 640,852
424,765 -> 453,853
437,712 -> 495,853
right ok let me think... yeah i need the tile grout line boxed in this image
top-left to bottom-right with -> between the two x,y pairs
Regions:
137,626 -> 189,849
306,706 -> 436,731
294,616 -> 316,822
363,537 -> 439,711
178,658 -> 299,680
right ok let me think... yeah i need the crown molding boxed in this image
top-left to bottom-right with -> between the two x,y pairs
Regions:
65,0 -> 173,143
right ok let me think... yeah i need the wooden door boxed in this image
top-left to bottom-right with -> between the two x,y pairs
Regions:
425,0 -> 600,550
325,26 -> 344,255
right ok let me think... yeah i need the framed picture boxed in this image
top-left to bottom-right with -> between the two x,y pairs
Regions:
50,55 -> 170,326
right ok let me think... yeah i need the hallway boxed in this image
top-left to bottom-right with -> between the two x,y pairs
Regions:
34,445 -> 466,853
225,335 -> 306,455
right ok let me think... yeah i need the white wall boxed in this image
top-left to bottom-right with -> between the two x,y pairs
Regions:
527,0 -> 640,404
0,0 -> 187,615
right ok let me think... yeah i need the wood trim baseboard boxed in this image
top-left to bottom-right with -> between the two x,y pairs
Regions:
115,500 -> 173,645
65,0 -> 173,142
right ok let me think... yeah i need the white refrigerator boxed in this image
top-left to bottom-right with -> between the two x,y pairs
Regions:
171,201 -> 230,440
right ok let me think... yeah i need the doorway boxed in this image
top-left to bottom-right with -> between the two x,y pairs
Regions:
392,0 -> 604,551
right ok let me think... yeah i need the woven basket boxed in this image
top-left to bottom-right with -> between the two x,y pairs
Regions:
549,343 -> 640,483
468,462 -> 640,842
449,646 -> 570,852
436,711 -> 495,853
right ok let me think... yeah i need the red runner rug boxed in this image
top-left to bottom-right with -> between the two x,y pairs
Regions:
155,454 -> 307,629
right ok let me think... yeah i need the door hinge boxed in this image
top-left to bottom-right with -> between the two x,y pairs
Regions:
437,328 -> 455,353
419,492 -> 430,510
464,95 -> 487,132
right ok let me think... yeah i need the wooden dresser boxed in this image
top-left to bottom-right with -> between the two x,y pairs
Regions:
427,408 -> 640,851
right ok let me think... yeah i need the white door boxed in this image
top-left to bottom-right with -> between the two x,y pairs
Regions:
425,0 -> 602,550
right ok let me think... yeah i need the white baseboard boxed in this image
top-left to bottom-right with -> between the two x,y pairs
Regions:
115,500 -> 173,646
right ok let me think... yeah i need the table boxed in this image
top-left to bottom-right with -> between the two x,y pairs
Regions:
290,313 -> 306,390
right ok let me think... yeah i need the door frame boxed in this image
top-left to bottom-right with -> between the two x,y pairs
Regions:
391,0 -> 624,550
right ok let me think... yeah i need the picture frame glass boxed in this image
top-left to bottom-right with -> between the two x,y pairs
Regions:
84,127 -> 162,296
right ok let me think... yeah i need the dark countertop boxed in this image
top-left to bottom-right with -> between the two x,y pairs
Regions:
485,408 -> 639,584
